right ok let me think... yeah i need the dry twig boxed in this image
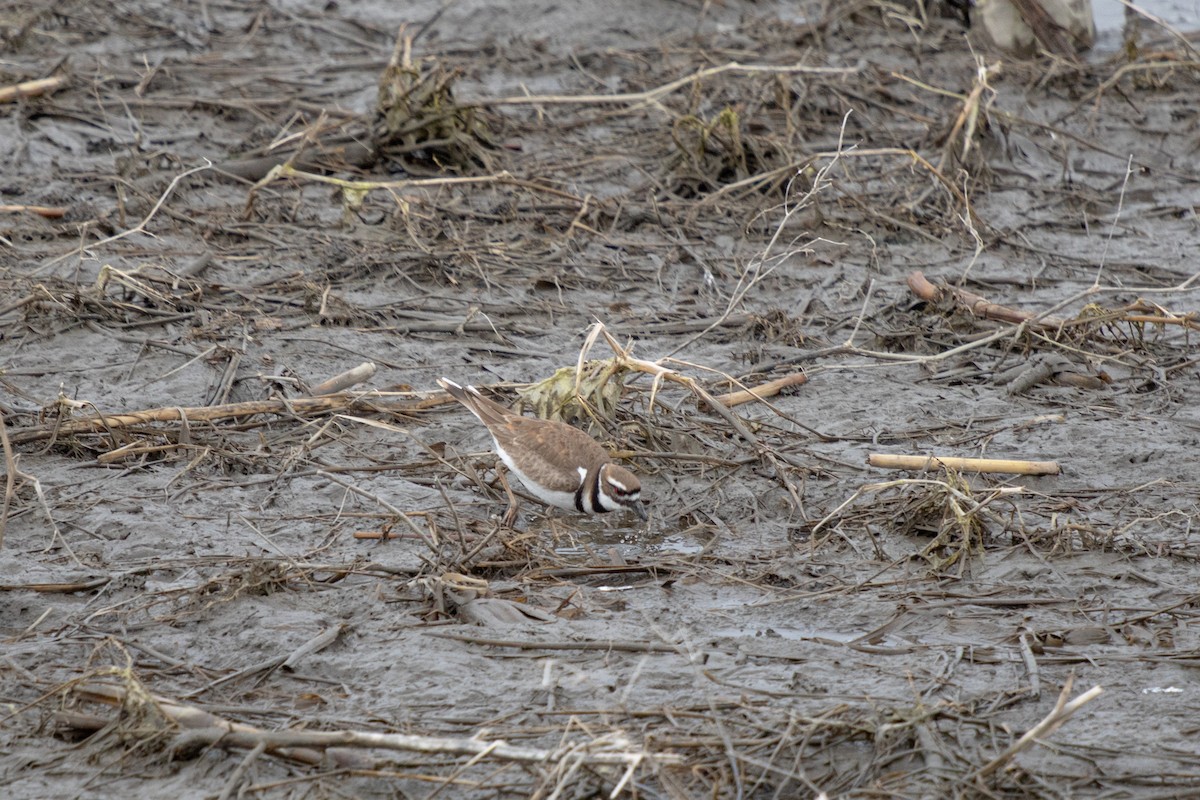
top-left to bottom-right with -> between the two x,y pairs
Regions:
37,161 -> 213,273
478,61 -> 863,107
970,676 -> 1102,781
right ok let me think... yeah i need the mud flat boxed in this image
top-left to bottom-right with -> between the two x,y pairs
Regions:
3,1 -> 1200,797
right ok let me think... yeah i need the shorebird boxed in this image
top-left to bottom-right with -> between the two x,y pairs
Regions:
437,377 -> 647,523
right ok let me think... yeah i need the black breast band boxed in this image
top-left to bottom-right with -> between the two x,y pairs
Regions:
574,465 -> 603,513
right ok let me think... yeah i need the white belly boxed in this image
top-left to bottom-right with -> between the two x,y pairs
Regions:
494,440 -> 584,512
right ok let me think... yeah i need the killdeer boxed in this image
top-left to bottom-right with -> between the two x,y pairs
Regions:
437,377 -> 648,522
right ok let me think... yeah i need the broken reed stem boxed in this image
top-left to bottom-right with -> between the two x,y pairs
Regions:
911,271 -> 1200,335
252,162 -> 517,195
8,392 -> 436,445
0,406 -> 15,548
868,454 -> 1060,476
184,624 -> 348,698
245,163 -> 586,215
72,682 -> 675,768
834,265 -> 1200,372
218,740 -> 266,800
0,405 -> 62,546
908,271 -> 1065,329
479,60 -> 864,106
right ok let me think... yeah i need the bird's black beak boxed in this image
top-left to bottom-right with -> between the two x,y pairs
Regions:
630,499 -> 648,522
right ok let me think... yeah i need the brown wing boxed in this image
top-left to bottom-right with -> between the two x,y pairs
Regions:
440,377 -> 614,493
491,415 -> 612,493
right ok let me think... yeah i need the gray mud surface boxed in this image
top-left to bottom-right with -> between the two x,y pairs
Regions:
3,1 -> 1200,797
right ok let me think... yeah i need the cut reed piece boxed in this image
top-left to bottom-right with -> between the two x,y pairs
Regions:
0,204 -> 68,218
868,454 -> 1060,475
0,75 -> 67,103
96,441 -> 193,465
714,373 -> 807,406
309,362 -> 378,396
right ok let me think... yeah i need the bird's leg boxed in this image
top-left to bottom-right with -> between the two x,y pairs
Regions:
494,460 -> 520,528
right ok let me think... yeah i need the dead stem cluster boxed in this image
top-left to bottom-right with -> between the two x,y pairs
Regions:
892,270 -> 1198,400
372,32 -> 495,173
